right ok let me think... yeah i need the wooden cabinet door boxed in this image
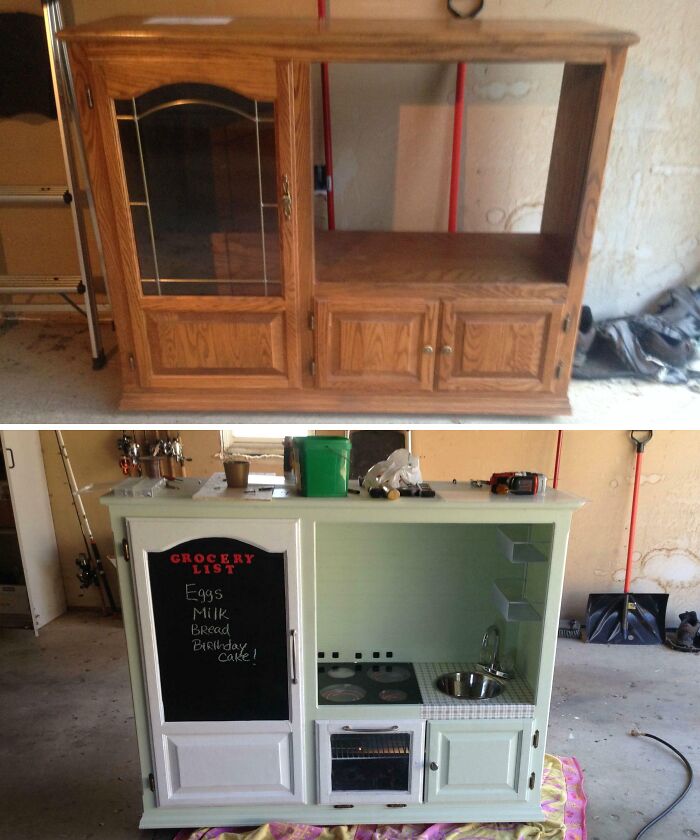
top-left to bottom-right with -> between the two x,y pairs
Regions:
71,47 -> 308,392
437,300 -> 564,393
316,298 -> 439,391
425,720 -> 534,804
126,517 -> 304,807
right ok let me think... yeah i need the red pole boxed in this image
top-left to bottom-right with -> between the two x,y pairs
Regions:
448,62 -> 466,232
624,447 -> 644,595
552,430 -> 563,489
318,0 -> 336,230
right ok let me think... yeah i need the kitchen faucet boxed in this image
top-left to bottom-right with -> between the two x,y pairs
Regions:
480,625 -> 510,679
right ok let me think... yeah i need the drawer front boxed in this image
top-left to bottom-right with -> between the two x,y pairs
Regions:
438,301 -> 564,393
425,720 -> 534,804
316,298 -> 439,392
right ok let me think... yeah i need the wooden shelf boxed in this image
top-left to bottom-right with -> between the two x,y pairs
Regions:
59,17 -> 639,63
315,231 -> 569,291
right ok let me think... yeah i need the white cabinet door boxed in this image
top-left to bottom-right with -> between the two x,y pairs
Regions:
425,720 -> 534,804
127,517 -> 304,806
2,430 -> 65,633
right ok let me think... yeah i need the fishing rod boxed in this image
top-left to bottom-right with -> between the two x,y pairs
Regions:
55,431 -> 117,615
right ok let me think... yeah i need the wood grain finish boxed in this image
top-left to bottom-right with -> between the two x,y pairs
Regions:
144,309 -> 289,386
316,298 -> 439,392
64,19 -> 634,416
438,301 -> 564,393
119,385 -> 571,417
315,231 -> 569,287
59,17 -> 639,65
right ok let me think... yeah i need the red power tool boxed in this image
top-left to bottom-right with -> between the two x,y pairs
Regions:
472,472 -> 547,495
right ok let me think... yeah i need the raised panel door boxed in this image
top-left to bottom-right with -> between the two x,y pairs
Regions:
72,47 -> 308,393
438,301 -> 564,393
316,298 -> 439,391
425,720 -> 534,804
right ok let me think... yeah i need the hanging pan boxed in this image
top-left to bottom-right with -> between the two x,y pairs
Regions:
585,431 -> 668,644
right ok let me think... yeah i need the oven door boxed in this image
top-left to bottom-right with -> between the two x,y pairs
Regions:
316,720 -> 425,805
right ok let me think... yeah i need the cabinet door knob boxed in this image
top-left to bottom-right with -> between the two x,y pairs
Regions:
430,761 -> 439,771
423,345 -> 434,354
440,345 -> 454,355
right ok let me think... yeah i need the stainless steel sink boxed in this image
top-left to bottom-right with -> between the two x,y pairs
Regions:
436,671 -> 503,700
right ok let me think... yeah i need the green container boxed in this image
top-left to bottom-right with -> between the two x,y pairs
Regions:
293,436 -> 352,497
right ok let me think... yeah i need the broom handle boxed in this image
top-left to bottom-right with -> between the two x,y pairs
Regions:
624,431 -> 653,594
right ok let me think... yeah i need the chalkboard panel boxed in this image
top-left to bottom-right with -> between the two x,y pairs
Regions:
147,537 -> 289,722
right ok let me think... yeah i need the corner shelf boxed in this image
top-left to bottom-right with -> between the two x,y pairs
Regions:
493,579 -> 541,623
496,526 -> 549,564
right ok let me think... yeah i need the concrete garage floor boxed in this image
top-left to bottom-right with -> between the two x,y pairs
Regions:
1,612 -> 698,840
1,319 -> 699,424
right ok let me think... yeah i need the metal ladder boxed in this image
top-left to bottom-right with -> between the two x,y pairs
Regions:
0,0 -> 106,369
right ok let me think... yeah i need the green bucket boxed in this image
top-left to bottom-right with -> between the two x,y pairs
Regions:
292,436 -> 352,497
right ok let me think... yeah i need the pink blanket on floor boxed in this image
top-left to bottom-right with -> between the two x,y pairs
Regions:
174,754 -> 586,840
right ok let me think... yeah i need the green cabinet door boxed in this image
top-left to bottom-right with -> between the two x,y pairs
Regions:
425,720 -> 536,804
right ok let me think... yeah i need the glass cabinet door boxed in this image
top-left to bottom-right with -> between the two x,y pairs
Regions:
115,83 -> 281,298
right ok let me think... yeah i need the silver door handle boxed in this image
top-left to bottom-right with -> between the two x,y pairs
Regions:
289,629 -> 298,684
341,725 -> 399,732
4,448 -> 15,469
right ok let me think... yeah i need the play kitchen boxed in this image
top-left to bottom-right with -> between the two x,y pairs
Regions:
103,464 -> 584,829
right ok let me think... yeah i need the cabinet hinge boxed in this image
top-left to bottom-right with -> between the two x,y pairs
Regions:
554,361 -> 563,379
310,359 -> 316,376
308,312 -> 315,330
562,313 -> 571,333
122,538 -> 131,563
128,353 -> 136,371
529,772 -> 536,790
147,772 -> 155,792
533,729 -> 540,749
86,85 -> 94,109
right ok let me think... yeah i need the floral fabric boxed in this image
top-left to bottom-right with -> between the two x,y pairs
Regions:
174,754 -> 586,840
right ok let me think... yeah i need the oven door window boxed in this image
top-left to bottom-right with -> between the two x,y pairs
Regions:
330,732 -> 411,793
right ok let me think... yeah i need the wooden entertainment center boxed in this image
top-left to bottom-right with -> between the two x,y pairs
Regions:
60,17 -> 638,415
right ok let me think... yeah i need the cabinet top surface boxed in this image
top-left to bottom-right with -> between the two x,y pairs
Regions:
59,16 -> 639,58
102,476 -> 585,513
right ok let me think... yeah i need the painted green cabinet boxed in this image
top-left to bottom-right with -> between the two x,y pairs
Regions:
103,478 -> 583,830
425,720 -> 535,804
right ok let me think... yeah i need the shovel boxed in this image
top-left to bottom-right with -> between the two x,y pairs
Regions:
585,431 -> 668,644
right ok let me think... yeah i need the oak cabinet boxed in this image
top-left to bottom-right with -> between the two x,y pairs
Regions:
437,300 -> 565,393
61,17 -> 637,415
316,298 -> 439,392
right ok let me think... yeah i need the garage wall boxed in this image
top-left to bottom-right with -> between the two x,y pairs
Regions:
38,429 -> 222,610
38,429 -> 700,622
412,429 -> 700,621
1,0 -> 698,317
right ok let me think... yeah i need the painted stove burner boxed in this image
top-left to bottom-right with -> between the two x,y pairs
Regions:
327,665 -> 356,679
367,665 -> 411,683
317,662 -> 422,705
320,684 -> 367,703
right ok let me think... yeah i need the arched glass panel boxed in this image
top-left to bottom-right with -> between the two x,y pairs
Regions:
116,84 -> 280,297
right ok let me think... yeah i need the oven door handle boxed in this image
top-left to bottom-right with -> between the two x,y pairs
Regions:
341,725 -> 400,733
